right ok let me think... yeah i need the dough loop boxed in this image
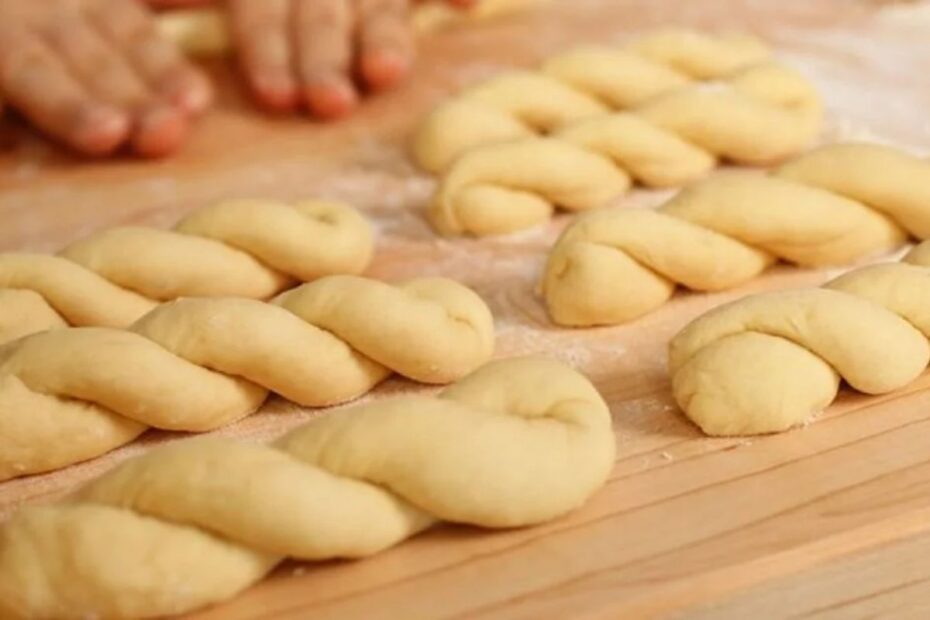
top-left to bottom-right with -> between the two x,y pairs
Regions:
0,276 -> 494,480
543,143 -> 930,326
669,242 -> 930,435
421,30 -> 822,235
0,199 -> 372,344
0,356 -> 614,620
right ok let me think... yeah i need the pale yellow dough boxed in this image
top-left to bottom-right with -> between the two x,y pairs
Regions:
156,1 -> 545,57
0,199 -> 372,345
413,0 -> 547,31
0,356 -> 615,620
543,143 -> 930,326
0,275 -> 494,481
668,243 -> 930,436
421,31 -> 821,236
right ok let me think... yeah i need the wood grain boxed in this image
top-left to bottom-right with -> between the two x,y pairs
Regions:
3,0 -> 930,618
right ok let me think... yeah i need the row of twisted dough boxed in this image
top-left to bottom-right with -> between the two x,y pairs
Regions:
543,143 -> 930,326
420,31 -> 822,236
0,356 -> 615,620
0,275 -> 494,481
670,241 -> 930,436
0,199 -> 371,345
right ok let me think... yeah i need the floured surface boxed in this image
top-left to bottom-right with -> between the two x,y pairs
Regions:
3,1 -> 930,618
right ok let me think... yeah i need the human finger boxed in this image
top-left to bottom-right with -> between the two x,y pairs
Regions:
294,0 -> 357,119
356,0 -> 414,92
0,22 -> 128,155
88,0 -> 212,114
229,0 -> 298,112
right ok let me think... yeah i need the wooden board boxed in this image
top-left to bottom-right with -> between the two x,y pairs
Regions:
3,0 -> 930,617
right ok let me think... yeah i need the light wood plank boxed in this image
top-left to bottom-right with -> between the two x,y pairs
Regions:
2,1 -> 930,618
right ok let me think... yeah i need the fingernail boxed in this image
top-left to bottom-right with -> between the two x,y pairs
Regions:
133,105 -> 189,158
361,51 -> 411,92
253,74 -> 299,113
72,105 -> 129,156
304,77 -> 358,120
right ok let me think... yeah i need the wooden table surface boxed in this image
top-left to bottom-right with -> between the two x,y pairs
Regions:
4,0 -> 930,617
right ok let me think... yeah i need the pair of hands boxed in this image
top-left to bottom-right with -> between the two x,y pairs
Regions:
0,0 -> 475,157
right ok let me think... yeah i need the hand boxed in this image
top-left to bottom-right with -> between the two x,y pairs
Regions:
0,0 -> 212,157
229,0 -> 475,119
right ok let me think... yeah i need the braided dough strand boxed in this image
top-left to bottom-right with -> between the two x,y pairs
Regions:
543,143 -> 930,326
0,357 -> 614,620
668,243 -> 930,436
0,199 -> 372,345
0,276 -> 494,481
414,29 -> 784,173
424,54 -> 820,235
428,138 -> 631,236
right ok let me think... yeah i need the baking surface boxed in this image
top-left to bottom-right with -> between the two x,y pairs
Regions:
3,0 -> 930,617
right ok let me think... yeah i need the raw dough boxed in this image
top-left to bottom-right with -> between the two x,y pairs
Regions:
0,275 -> 494,481
0,199 -> 372,344
668,242 -> 930,435
543,143 -> 930,326
414,29 -> 786,173
156,1 -> 547,57
413,0 -> 548,32
422,32 -> 822,236
0,356 -> 615,620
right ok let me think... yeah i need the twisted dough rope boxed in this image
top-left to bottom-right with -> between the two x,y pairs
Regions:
412,29 -> 796,174
0,356 -> 614,620
669,242 -> 930,436
542,143 -> 930,326
419,47 -> 820,235
0,199 -> 372,345
156,0 -> 543,57
0,275 -> 494,481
